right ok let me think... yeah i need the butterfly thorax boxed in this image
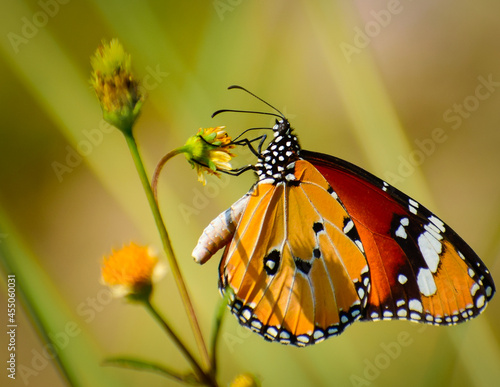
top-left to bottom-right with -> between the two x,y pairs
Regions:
255,119 -> 301,184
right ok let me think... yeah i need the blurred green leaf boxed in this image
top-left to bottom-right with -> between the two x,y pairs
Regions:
0,206 -> 120,386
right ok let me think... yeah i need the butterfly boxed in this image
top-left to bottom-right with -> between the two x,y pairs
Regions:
192,86 -> 495,346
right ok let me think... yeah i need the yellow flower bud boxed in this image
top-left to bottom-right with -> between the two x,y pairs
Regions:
90,39 -> 145,134
182,126 -> 235,185
229,373 -> 261,387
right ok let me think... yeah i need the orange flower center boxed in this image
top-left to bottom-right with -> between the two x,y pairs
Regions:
102,243 -> 157,288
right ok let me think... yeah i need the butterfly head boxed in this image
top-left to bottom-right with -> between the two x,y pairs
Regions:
272,117 -> 292,135
212,86 -> 302,184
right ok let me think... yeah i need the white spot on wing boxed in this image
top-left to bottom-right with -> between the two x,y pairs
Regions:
395,225 -> 407,239
424,223 -> 443,241
297,336 -> 309,345
242,309 -> 252,321
398,274 -> 408,285
476,295 -> 485,309
418,231 -> 441,273
417,268 -> 437,296
344,220 -> 354,233
395,217 -> 409,238
429,215 -> 445,233
280,331 -> 290,339
410,312 -> 421,320
409,299 -> 423,313
470,283 -> 480,297
313,330 -> 324,340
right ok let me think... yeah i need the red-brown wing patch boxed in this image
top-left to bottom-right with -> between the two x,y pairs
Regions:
303,150 -> 494,325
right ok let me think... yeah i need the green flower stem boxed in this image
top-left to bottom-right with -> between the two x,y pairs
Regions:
143,299 -> 213,385
102,357 -> 188,384
123,132 -> 211,374
151,146 -> 187,201
210,288 -> 233,379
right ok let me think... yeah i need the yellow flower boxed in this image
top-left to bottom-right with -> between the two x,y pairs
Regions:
183,126 -> 236,185
229,373 -> 261,387
90,39 -> 145,134
101,243 -> 166,300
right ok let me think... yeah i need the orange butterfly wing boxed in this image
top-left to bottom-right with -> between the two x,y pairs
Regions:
219,160 -> 370,345
303,150 -> 495,325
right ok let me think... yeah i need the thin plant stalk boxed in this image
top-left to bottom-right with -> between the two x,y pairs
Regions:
152,148 -> 184,201
143,299 -> 216,386
123,131 -> 211,373
209,288 -> 233,378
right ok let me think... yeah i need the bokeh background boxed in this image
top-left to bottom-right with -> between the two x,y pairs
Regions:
1,1 -> 499,386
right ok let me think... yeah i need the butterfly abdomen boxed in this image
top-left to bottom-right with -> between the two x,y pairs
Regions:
192,193 -> 249,264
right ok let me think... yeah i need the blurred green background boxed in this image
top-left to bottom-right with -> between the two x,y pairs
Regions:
1,1 -> 499,386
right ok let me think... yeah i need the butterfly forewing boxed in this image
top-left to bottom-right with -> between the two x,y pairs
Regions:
219,160 -> 370,345
302,150 -> 495,325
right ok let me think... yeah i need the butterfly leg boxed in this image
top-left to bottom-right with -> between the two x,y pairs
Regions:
220,164 -> 256,176
231,134 -> 268,157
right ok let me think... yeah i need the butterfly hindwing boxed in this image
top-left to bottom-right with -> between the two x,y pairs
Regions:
219,160 -> 370,345
302,150 -> 495,325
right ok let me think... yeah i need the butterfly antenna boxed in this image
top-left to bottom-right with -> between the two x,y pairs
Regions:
211,109 -> 282,119
228,85 -> 285,118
